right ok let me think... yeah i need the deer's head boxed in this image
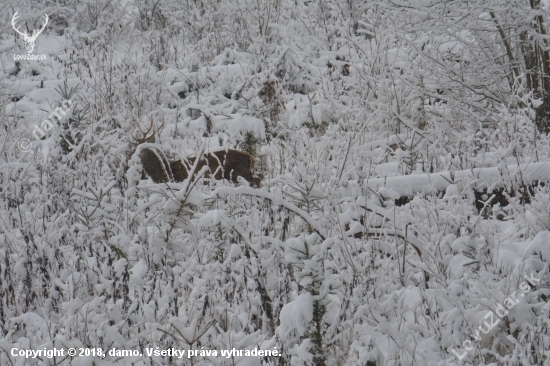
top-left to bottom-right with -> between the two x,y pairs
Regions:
12,11 -> 49,54
126,116 -> 164,168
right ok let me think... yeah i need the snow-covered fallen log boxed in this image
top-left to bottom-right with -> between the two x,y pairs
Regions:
366,161 -> 550,199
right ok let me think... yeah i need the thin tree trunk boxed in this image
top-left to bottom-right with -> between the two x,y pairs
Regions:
490,11 -> 519,90
529,0 -> 550,132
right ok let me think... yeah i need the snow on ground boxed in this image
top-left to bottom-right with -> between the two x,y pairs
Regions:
0,1 -> 549,365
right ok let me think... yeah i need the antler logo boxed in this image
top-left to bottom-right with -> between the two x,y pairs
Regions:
12,11 -> 49,54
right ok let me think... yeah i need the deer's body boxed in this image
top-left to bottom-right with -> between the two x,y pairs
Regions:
128,117 -> 259,186
139,148 -> 258,186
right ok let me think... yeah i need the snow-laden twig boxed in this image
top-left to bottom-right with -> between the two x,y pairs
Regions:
209,186 -> 328,240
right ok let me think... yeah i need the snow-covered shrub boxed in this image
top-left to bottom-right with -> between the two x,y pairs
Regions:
1,1 -> 549,365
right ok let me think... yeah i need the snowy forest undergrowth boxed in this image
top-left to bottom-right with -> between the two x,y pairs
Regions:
1,0 -> 550,365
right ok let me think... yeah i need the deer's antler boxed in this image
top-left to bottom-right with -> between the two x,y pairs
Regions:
131,117 -> 159,145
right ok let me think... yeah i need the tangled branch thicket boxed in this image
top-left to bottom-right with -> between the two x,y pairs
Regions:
0,0 -> 549,365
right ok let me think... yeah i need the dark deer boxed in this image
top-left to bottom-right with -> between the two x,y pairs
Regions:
139,147 -> 259,186
128,117 -> 259,186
